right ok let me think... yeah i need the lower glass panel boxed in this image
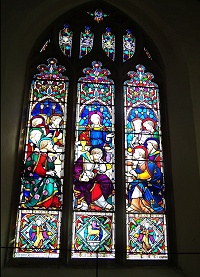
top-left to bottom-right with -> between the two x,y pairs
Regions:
126,213 -> 168,260
13,210 -> 61,258
72,212 -> 115,258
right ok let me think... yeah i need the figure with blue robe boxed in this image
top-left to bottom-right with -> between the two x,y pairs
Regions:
127,146 -> 164,213
79,112 -> 114,149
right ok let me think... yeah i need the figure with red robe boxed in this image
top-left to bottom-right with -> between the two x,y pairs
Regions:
21,137 -> 62,209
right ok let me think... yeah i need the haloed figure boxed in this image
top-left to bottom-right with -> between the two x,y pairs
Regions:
139,118 -> 159,144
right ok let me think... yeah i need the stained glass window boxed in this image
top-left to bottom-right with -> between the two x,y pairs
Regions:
11,1 -> 170,264
123,29 -> 135,62
72,61 -> 115,258
13,58 -> 68,258
80,26 -> 94,59
59,24 -> 73,57
102,27 -> 115,61
124,65 -> 168,259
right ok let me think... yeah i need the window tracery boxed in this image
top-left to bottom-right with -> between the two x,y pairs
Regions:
12,1 -> 168,262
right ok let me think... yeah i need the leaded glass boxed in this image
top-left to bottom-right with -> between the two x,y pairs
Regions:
144,47 -> 152,60
11,2 -> 171,263
72,212 -> 115,258
87,9 -> 109,23
80,26 -> 94,59
59,24 -> 73,57
124,64 -> 168,259
126,214 -> 167,259
14,210 -> 61,258
13,58 -> 68,258
123,29 -> 135,62
40,39 -> 50,52
102,28 -> 115,61
72,61 -> 115,258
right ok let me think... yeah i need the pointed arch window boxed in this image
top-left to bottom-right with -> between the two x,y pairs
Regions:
10,1 -> 170,264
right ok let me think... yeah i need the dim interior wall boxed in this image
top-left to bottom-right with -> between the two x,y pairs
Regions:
1,0 -> 200,277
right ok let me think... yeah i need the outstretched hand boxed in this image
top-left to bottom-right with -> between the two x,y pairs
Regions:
46,170 -> 55,176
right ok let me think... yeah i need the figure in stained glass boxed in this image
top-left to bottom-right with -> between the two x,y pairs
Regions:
79,111 -> 114,160
21,137 -> 62,209
135,224 -> 156,252
29,219 -> 50,248
126,145 -> 164,213
14,211 -> 60,257
127,118 -> 143,149
48,114 -> 64,148
123,29 -> 135,62
27,128 -> 44,158
126,108 -> 159,150
74,147 -> 114,212
144,138 -> 161,168
140,118 -> 159,144
30,115 -> 48,134
80,26 -> 94,58
102,27 -> 115,61
59,24 -> 73,57
30,101 -> 65,150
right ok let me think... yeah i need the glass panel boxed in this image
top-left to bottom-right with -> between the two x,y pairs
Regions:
144,47 -> 152,60
102,28 -> 115,61
59,24 -> 73,57
124,64 -> 168,259
87,9 -> 109,23
72,212 -> 115,258
13,58 -> 68,258
80,26 -> 94,59
126,214 -> 168,259
123,29 -> 135,62
14,210 -> 61,258
40,39 -> 50,53
72,61 -> 115,258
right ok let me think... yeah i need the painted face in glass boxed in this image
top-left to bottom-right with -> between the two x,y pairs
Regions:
133,149 -> 141,160
47,140 -> 54,152
91,149 -> 103,162
143,120 -> 154,132
51,116 -> 62,127
32,118 -> 43,127
91,114 -> 101,125
132,119 -> 142,132
147,141 -> 154,153
30,130 -> 43,143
